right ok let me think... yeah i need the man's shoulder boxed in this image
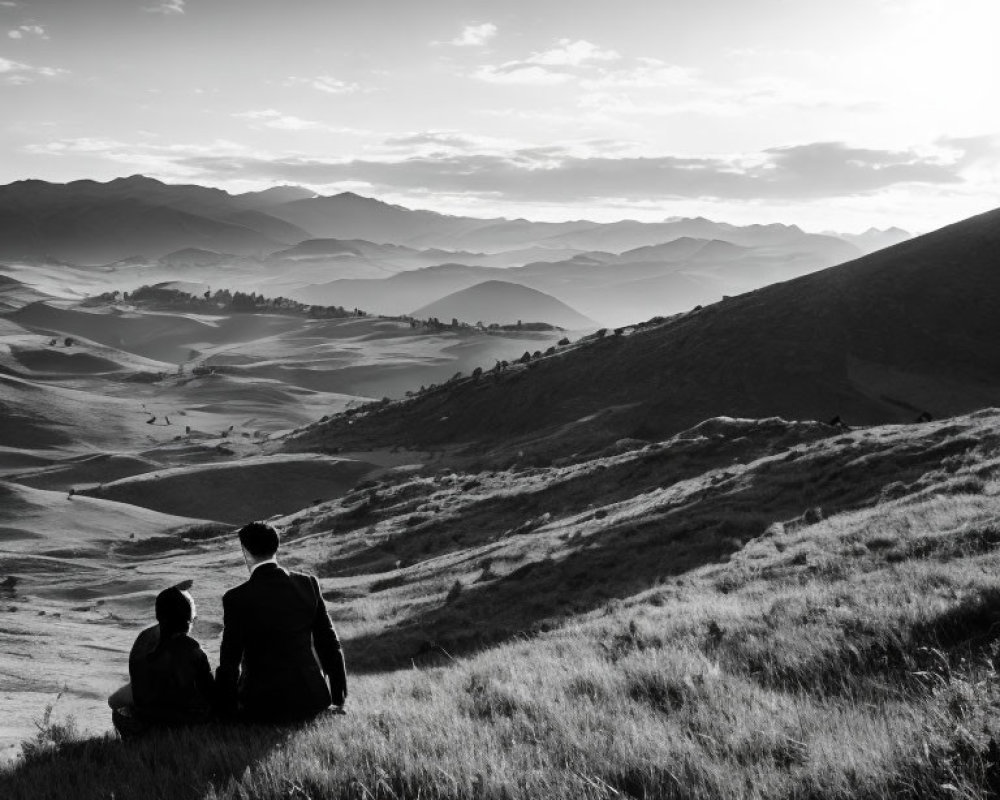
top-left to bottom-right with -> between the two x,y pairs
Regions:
287,570 -> 320,588
222,579 -> 252,604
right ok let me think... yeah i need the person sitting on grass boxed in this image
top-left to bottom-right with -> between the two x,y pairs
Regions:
216,521 -> 347,723
108,585 -> 216,738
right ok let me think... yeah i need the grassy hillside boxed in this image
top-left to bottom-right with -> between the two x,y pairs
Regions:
4,409 -> 1000,798
286,205 -> 1000,463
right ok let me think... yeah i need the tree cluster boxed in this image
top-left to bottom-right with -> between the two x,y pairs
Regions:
97,286 -> 361,319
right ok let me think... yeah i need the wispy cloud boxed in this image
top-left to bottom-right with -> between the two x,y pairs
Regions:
580,58 -> 696,90
0,55 -> 67,83
232,108 -> 363,133
165,139 -> 977,203
233,109 -> 327,131
145,0 -> 185,15
381,131 -> 483,151
286,75 -> 361,95
473,64 -> 575,86
448,23 -> 497,47
8,23 -> 47,39
474,39 -> 624,85
23,134 -> 993,220
528,39 -> 620,67
22,137 -> 255,178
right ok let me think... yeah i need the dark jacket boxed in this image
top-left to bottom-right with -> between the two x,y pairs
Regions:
129,624 -> 215,725
216,563 -> 347,721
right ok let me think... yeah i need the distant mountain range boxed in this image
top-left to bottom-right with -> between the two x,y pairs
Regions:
411,280 -> 596,330
0,176 -> 312,263
0,175 -> 919,328
289,235 -> 859,326
287,203 -> 1000,460
0,175 -> 906,265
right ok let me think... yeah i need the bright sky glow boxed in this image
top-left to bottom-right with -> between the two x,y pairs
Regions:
2,0 -> 998,231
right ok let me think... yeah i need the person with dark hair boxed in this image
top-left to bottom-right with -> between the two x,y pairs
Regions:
108,586 -> 216,737
216,521 -> 348,722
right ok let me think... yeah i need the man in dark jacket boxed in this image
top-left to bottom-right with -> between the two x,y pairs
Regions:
216,521 -> 347,722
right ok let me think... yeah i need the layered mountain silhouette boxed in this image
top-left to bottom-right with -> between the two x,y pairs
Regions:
0,176 -> 892,269
0,176 -> 308,263
288,204 -> 1000,460
293,235 -> 855,326
833,226 -> 912,253
411,280 -> 596,329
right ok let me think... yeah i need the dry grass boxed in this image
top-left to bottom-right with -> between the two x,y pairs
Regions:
5,413 -> 1000,799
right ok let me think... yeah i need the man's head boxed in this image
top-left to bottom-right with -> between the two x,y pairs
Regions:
238,521 -> 280,564
155,586 -> 195,636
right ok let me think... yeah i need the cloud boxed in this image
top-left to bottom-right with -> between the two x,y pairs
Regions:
164,140 -> 975,203
145,0 -> 185,14
7,23 -> 46,39
473,64 -> 575,86
935,134 -> 1000,165
449,23 -> 497,47
580,58 -> 696,89
381,131 -> 481,151
26,133 -> 987,208
232,108 -> 363,134
286,75 -> 361,95
527,39 -> 620,67
474,38 -> 620,85
233,109 -> 328,131
0,55 -> 67,83
22,137 -> 255,179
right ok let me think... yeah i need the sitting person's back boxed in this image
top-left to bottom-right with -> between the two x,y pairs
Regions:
130,624 -> 215,725
109,587 -> 215,736
217,522 -> 347,722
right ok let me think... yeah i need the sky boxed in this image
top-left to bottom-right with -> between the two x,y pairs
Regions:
1,0 -> 998,232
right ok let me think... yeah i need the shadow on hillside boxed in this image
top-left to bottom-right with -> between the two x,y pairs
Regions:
737,584 -> 1000,700
344,427 -> 995,672
0,722 -> 298,800
347,510 -> 757,671
321,419 -> 836,579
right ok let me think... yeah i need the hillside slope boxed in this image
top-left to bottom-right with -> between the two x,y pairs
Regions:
288,204 -> 1000,461
5,410 -> 1000,798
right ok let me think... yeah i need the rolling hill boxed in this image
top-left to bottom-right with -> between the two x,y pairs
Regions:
288,203 -> 1000,462
411,280 -> 597,329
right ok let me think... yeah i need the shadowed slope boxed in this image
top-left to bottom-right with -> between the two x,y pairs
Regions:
288,205 -> 1000,461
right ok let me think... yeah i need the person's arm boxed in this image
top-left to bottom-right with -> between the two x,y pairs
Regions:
310,575 -> 347,705
215,591 -> 243,716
